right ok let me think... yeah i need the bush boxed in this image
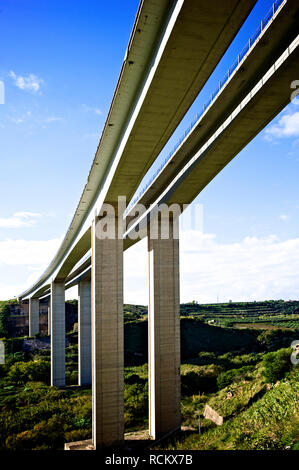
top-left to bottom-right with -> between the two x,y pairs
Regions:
217,366 -> 254,390
5,414 -> 66,450
7,360 -> 50,385
257,330 -> 297,352
124,381 -> 148,428
64,429 -> 91,443
69,370 -> 78,385
262,348 -> 292,383
125,373 -> 145,385
181,365 -> 222,395
197,352 -> 217,365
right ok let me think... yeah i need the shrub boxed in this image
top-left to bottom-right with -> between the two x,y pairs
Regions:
70,370 -> 78,385
257,330 -> 296,352
217,366 -> 254,390
197,352 -> 217,365
125,373 -> 145,385
64,429 -> 91,443
5,414 -> 66,450
124,381 -> 148,428
181,365 -> 222,395
7,360 -> 50,385
262,348 -> 292,383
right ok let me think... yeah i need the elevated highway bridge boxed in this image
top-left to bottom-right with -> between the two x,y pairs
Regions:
17,0 -> 299,449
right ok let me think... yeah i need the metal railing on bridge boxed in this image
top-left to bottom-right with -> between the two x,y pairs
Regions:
124,0 -> 284,216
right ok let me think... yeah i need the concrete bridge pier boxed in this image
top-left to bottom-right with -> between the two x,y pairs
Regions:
50,281 -> 66,387
29,297 -> 39,337
147,215 -> 181,439
91,215 -> 124,448
78,279 -> 92,386
47,302 -> 51,336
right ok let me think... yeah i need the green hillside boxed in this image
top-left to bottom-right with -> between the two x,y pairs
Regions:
0,299 -> 298,450
156,353 -> 299,451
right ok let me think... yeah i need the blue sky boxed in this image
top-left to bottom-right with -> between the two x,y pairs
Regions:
0,0 -> 299,303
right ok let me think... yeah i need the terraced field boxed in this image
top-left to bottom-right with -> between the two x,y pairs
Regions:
180,300 -> 299,329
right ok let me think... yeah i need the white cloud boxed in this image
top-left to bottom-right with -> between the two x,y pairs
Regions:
44,116 -> 64,123
0,281 -> 31,301
0,212 -> 42,228
81,104 -> 103,115
265,110 -> 299,140
279,214 -> 289,221
124,232 -> 299,304
3,231 -> 299,304
9,70 -> 43,93
8,111 -> 64,127
0,237 -> 63,299
0,237 -> 61,266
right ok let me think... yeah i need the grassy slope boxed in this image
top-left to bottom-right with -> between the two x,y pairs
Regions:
158,367 -> 299,450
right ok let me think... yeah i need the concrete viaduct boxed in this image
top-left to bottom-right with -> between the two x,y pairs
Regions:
17,0 -> 299,449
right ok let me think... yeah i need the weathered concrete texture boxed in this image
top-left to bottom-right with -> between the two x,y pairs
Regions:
91,217 -> 124,448
29,298 -> 39,337
78,279 -> 91,386
148,216 -> 181,439
50,282 -> 65,387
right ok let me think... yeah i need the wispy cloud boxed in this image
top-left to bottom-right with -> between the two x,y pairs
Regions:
7,110 -> 64,127
9,111 -> 32,124
279,214 -> 289,221
81,104 -> 102,115
0,212 -> 41,228
44,116 -> 64,123
81,132 -> 100,140
9,70 -> 43,93
265,109 -> 299,140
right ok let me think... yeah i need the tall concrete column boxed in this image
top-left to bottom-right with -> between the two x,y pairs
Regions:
147,215 -> 181,439
48,302 -> 51,336
29,298 -> 39,337
51,282 -> 65,387
78,279 -> 91,386
91,215 -> 124,448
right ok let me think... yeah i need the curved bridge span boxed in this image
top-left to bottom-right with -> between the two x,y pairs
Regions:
17,0 -> 299,449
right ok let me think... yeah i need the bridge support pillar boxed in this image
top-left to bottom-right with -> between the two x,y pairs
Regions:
147,215 -> 181,439
48,302 -> 51,336
91,216 -> 124,448
78,279 -> 91,386
50,282 -> 65,387
29,298 -> 39,337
